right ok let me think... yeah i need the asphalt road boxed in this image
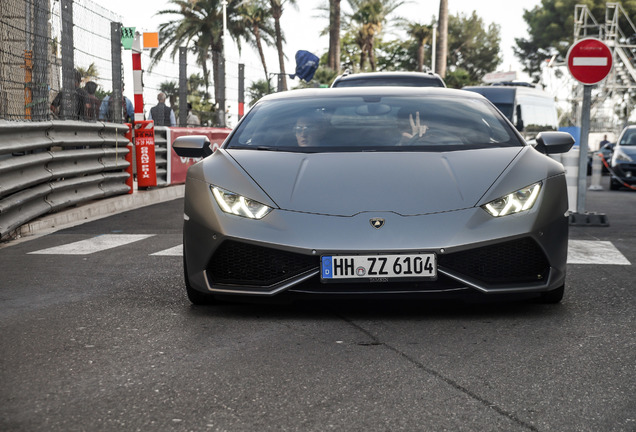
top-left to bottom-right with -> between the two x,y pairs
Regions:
1,177 -> 634,432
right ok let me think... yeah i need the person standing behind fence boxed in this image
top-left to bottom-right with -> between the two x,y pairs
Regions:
83,81 -> 100,120
148,92 -> 176,126
50,69 -> 87,120
99,91 -> 134,123
186,103 -> 200,127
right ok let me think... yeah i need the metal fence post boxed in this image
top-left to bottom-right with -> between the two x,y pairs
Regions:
32,0 -> 49,121
110,22 -> 122,123
60,0 -> 75,119
179,47 -> 187,127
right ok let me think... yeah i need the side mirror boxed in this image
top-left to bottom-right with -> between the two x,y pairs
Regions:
515,105 -> 524,131
172,135 -> 213,158
534,131 -> 575,154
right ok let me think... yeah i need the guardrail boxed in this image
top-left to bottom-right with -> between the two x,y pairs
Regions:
0,120 -> 131,240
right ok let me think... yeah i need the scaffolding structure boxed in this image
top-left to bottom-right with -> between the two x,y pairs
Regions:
572,2 -> 636,131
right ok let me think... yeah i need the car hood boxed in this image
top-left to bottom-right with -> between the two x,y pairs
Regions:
226,148 -> 524,216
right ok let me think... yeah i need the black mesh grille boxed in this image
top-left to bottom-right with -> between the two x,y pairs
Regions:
208,240 -> 319,286
438,237 -> 549,284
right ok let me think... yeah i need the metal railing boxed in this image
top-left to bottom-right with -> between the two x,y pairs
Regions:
0,120 -> 131,240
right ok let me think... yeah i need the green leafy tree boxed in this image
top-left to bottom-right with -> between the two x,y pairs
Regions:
447,12 -> 501,86
374,37 -> 416,71
247,79 -> 275,106
444,67 -> 472,89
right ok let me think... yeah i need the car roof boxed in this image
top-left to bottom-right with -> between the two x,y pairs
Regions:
257,87 -> 482,103
331,71 -> 446,88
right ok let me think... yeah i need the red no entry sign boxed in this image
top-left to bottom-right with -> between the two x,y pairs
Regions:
567,38 -> 613,85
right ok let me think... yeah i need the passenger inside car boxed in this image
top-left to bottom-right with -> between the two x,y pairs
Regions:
295,112 -> 326,147
397,108 -> 428,144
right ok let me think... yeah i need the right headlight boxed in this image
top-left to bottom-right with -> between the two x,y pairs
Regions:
482,182 -> 542,217
211,185 -> 273,219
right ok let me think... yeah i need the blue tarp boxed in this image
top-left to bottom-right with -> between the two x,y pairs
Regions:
290,50 -> 319,82
559,126 -> 581,147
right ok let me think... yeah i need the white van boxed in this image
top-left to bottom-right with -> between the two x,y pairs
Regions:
463,83 -> 558,141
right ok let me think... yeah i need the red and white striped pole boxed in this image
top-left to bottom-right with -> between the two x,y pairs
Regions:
131,32 -> 157,188
131,34 -> 145,122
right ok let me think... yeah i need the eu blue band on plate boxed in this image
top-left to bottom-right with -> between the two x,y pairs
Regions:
321,256 -> 333,279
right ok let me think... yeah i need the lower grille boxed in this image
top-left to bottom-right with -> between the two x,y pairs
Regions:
438,237 -> 549,284
207,237 -> 550,290
208,240 -> 319,286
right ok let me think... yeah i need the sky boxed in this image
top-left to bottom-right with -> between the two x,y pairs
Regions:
93,0 -> 543,123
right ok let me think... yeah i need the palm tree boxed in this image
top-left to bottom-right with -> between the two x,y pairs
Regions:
402,21 -> 432,72
76,62 -> 100,84
239,0 -> 275,82
268,0 -> 297,91
435,0 -> 448,77
160,81 -> 178,108
152,0 -> 250,125
347,0 -> 404,71
328,0 -> 342,72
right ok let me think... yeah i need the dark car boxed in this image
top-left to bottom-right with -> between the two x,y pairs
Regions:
172,87 -> 575,305
610,126 -> 636,190
331,71 -> 446,88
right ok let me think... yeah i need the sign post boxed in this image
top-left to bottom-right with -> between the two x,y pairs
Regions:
566,38 -> 612,217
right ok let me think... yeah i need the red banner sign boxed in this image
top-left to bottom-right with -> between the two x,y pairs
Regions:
134,120 -> 157,187
169,127 -> 231,184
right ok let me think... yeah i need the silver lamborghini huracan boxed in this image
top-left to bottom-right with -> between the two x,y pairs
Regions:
172,87 -> 574,305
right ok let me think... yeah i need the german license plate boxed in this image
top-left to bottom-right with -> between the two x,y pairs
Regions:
321,253 -> 436,282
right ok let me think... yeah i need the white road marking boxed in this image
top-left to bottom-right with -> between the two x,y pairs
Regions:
567,240 -> 631,265
28,237 -> 631,266
29,234 -> 154,255
151,245 -> 182,256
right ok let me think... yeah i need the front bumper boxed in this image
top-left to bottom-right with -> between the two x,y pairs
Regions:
183,176 -> 569,299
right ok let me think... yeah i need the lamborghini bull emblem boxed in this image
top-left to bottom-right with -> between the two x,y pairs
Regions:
370,218 -> 385,229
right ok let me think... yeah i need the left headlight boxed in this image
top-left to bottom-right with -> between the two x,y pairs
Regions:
211,185 -> 273,219
482,182 -> 542,217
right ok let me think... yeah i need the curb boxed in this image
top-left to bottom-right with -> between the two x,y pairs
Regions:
16,185 -> 184,239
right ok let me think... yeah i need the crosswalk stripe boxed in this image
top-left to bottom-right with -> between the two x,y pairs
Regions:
29,234 -> 155,255
151,245 -> 182,256
150,241 -> 631,265
567,240 -> 631,265
27,236 -> 631,266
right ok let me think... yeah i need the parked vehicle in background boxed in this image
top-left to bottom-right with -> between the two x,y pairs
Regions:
331,71 -> 446,88
463,83 -> 559,141
610,125 -> 636,190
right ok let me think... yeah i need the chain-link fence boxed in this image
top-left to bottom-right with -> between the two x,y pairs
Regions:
0,0 -> 121,121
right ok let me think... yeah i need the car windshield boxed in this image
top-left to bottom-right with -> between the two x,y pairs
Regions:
619,131 -> 636,146
228,94 -> 520,153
